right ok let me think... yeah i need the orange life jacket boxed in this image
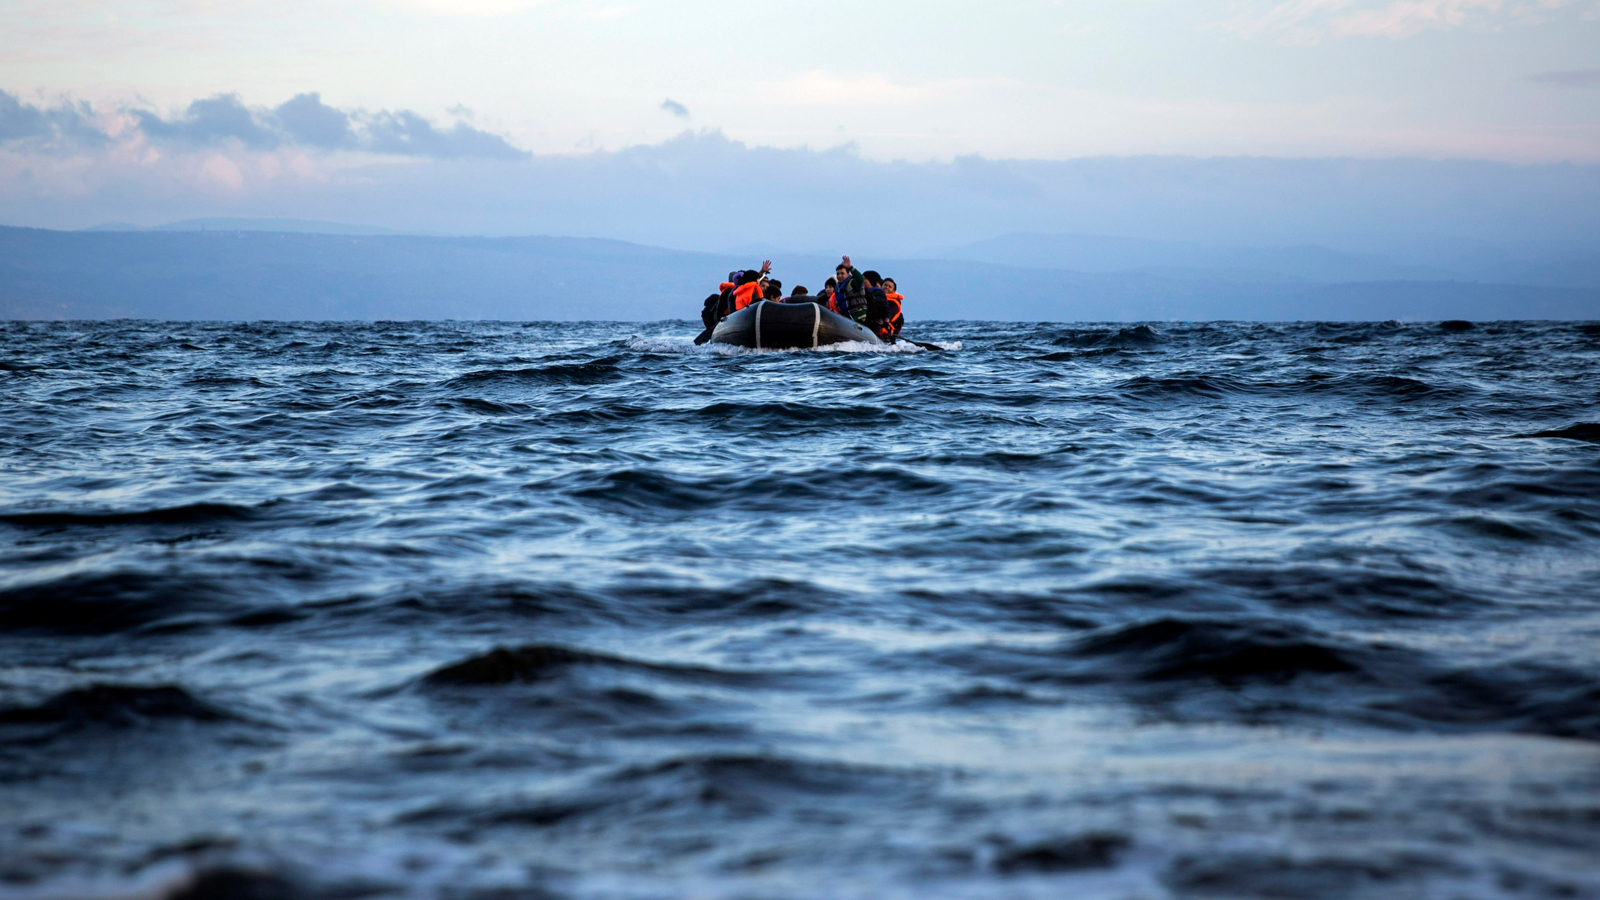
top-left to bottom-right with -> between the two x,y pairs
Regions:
732,281 -> 764,312
877,292 -> 905,338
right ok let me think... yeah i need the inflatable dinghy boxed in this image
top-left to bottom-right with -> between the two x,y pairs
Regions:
708,300 -> 882,349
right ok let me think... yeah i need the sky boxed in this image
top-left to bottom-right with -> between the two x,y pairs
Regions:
2,0 -> 1599,248
5,0 -> 1599,161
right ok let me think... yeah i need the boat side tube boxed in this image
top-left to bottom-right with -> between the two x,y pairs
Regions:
708,300 -> 882,349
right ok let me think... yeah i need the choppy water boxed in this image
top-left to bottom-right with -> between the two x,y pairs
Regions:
3,319 -> 1600,900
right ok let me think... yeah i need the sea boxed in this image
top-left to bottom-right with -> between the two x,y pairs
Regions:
2,319 -> 1599,900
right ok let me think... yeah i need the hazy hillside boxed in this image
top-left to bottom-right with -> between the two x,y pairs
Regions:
926,232 -> 1450,283
2,226 -> 1596,322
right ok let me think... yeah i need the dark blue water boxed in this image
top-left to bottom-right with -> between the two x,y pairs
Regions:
3,319 -> 1600,900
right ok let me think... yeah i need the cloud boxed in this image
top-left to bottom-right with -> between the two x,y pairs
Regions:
133,94 -> 282,149
1529,69 -> 1600,87
0,90 -> 528,160
660,99 -> 690,119
1222,0 -> 1579,42
363,110 -> 528,160
0,91 -> 109,151
275,93 -> 355,148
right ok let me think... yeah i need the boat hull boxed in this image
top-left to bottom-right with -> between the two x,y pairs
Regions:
708,300 -> 883,349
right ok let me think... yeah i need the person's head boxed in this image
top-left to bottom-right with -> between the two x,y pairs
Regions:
862,270 -> 882,287
835,263 -> 849,281
791,285 -> 809,297
883,278 -> 897,293
824,277 -> 836,289
739,269 -> 761,286
764,282 -> 782,300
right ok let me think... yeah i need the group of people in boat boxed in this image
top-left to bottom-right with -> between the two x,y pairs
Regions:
698,255 -> 904,343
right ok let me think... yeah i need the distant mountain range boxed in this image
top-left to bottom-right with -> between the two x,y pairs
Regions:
2,224 -> 1595,321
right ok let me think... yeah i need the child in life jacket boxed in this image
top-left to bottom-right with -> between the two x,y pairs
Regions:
817,278 -> 837,313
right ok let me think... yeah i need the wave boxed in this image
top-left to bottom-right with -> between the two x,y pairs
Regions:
1070,617 -> 1362,684
0,502 -> 263,528
607,753 -> 919,808
444,357 -> 623,387
423,643 -> 767,688
0,684 -> 234,728
550,465 -> 953,515
990,832 -> 1131,873
686,401 -> 899,427
1114,374 -> 1256,399
1303,372 -> 1471,400
166,868 -> 299,900
1198,566 -> 1488,618
908,445 -> 1086,472
436,397 -> 531,415
1034,347 -> 1126,362
0,570 -> 233,634
1377,661 -> 1600,741
1052,324 -> 1162,348
1520,423 -> 1600,443
936,615 -> 1600,741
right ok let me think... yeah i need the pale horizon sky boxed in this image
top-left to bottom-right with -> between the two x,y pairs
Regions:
4,0 -> 1600,163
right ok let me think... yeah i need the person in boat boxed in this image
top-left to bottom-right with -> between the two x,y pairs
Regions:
694,261 -> 770,344
816,277 -> 837,312
877,276 -> 905,340
731,260 -> 773,313
700,275 -> 736,335
763,278 -> 784,302
860,269 -> 891,334
789,285 -> 810,301
833,257 -> 869,323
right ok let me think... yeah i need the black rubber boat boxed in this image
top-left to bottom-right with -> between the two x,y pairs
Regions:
708,300 -> 882,349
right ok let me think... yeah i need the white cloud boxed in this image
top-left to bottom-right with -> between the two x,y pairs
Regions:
1222,0 -> 1579,41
